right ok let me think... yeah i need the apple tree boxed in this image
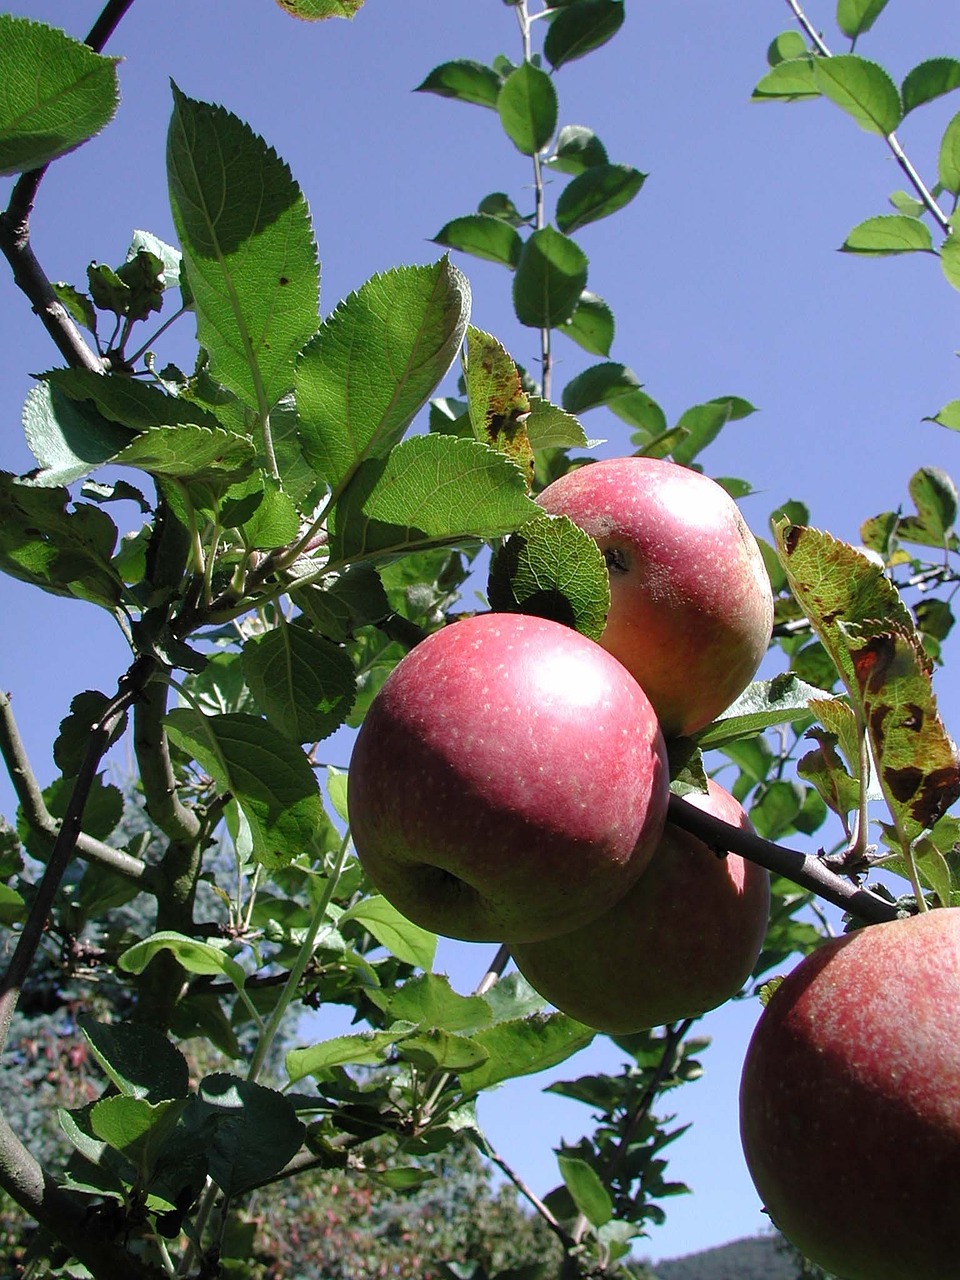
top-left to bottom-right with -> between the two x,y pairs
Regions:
0,2 -> 958,1279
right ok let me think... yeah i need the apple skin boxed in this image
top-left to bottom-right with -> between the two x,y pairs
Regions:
348,612 -> 669,944
536,457 -> 774,737
739,908 -> 960,1280
510,781 -> 770,1032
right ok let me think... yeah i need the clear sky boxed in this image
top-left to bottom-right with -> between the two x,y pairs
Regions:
1,0 -> 958,1265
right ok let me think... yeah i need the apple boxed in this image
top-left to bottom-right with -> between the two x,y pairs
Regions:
347,612 -> 669,943
536,457 -> 774,737
510,780 -> 770,1032
739,908 -> 960,1280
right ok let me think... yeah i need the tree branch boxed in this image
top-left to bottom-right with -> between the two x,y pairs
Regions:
0,689 -> 149,884
133,681 -> 201,844
0,657 -> 153,1060
667,793 -> 900,924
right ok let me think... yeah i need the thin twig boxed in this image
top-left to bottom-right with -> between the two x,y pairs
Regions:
487,1146 -> 577,1251
784,0 -> 951,232
0,690 -> 148,883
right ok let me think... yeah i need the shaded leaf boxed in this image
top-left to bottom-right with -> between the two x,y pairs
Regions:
242,620 -> 356,743
0,16 -> 119,175
433,214 -> 522,267
192,1074 -> 304,1196
752,57 -> 820,103
902,58 -> 960,115
487,512 -> 610,641
415,60 -> 502,109
119,930 -> 247,992
547,125 -> 609,175
524,397 -> 596,450
90,1096 -> 187,1180
836,0 -> 890,39
286,1027 -> 416,1082
80,1018 -> 190,1103
560,361 -> 640,415
767,32 -> 808,66
544,0 -> 625,70
457,1013 -> 595,1093
557,1154 -> 612,1227
513,227 -> 588,328
555,164 -> 645,234
366,974 -> 491,1033
497,63 -> 558,156
23,382 -> 135,487
114,424 -> 256,482
671,396 -> 756,466
939,110 -> 960,194
164,708 -> 326,869
558,290 -> 614,355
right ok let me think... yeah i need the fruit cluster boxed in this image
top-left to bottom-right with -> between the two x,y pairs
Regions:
348,456 -> 775,1032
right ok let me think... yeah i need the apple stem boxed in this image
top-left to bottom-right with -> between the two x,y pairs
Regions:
666,794 -> 900,924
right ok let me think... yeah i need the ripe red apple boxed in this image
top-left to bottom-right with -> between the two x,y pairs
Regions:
348,612 -> 669,944
536,457 -> 774,737
510,781 -> 770,1032
739,908 -> 960,1280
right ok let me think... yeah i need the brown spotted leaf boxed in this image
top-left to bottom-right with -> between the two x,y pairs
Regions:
776,522 -> 959,846
464,326 -> 534,489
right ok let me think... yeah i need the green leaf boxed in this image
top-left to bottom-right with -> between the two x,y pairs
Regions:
888,190 -> 926,218
797,728 -> 861,822
192,1074 -> 304,1196
547,125 -> 609,175
524,397 -> 596,450
813,55 -> 902,136
902,466 -> 958,545
286,1028 -> 415,1082
487,512 -> 610,641
841,215 -> 934,255
555,164 -> 646,234
23,383 -> 135,487
339,894 -> 437,968
513,227 -> 588,329
561,362 -> 640,415
544,0 -> 625,70
242,621 -> 356,744
366,973 -> 491,1033
90,1096 -> 187,1180
497,63 -> 558,156
275,0 -> 364,17
941,232 -> 960,293
328,433 -> 539,562
767,32 -> 808,66
902,58 -> 960,115
0,16 -> 120,175
558,291 -> 614,355
114,424 -> 256,482
118,930 -> 247,992
80,1018 -> 190,1103
415,60 -> 502,109
556,1154 -> 613,1227
0,884 -> 26,927
939,110 -> 960,194
398,1029 -> 489,1073
836,0 -> 890,39
295,563 -> 391,642
164,709 -> 327,869
477,191 -> 528,225
927,399 -> 960,431
752,57 -> 820,103
46,369 -> 216,434
167,85 -> 320,412
295,259 -> 470,491
694,675 -> 823,749
0,473 -> 122,609
432,214 -> 523,267
51,283 -> 96,333
457,1013 -> 595,1093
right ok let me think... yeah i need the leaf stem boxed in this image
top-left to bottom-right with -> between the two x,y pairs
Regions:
247,827 -> 352,1084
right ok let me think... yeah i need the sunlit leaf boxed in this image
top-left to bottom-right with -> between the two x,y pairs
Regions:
432,214 -> 522,267
415,60 -> 502,109
813,55 -> 902,136
497,63 -> 557,155
841,215 -> 934,255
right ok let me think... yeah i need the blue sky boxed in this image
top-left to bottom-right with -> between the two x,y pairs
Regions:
1,0 -> 958,1264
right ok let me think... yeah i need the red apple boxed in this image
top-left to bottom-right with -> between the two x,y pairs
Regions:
510,781 -> 770,1032
739,908 -> 960,1280
348,612 -> 669,943
536,457 -> 774,737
